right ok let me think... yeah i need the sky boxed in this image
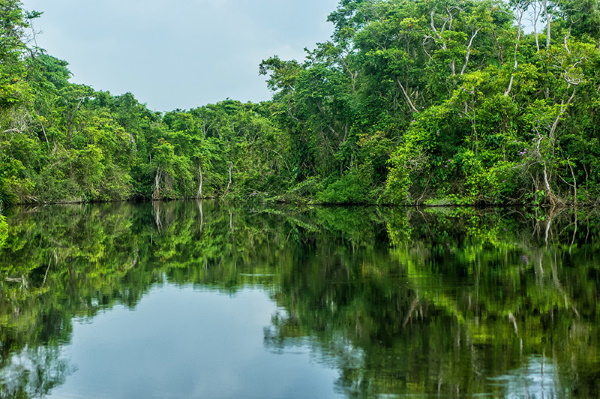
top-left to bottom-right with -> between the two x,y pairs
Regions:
20,0 -> 340,111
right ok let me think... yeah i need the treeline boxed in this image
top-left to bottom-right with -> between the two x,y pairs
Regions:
2,0 -> 600,208
0,1 -> 291,207
260,0 -> 600,206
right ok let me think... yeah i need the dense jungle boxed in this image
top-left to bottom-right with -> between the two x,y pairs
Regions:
2,0 -> 600,218
2,1 -> 600,397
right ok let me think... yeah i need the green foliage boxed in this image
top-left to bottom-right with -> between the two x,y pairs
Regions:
2,0 -> 600,205
260,0 -> 600,205
316,167 -> 374,204
0,0 -> 35,107
0,215 -> 7,247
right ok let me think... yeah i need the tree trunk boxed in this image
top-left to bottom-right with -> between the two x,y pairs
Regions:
396,79 -> 419,113
532,1 -> 541,52
225,164 -> 233,194
153,167 -> 162,200
460,29 -> 479,75
544,0 -> 551,48
505,7 -> 524,96
197,165 -> 204,199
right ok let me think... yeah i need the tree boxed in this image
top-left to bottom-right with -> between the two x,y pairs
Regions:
0,0 -> 39,107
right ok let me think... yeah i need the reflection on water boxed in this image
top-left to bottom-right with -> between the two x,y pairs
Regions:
490,356 -> 561,399
0,201 -> 599,398
47,286 -> 342,399
0,346 -> 70,398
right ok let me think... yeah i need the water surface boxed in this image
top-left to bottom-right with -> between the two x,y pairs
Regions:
1,202 -> 599,398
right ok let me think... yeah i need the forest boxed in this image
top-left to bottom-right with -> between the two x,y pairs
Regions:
2,0 -> 600,214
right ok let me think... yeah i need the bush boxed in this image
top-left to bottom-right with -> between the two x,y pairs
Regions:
316,169 -> 373,204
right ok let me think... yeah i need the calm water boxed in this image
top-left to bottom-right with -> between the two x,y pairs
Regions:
1,201 -> 599,398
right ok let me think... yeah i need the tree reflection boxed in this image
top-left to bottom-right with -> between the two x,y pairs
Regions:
489,356 -> 563,398
264,207 -> 600,397
1,202 -> 599,397
0,345 -> 71,399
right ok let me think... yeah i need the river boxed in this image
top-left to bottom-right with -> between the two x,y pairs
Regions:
1,201 -> 599,398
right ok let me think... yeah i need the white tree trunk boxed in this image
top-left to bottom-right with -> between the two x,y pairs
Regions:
197,165 -> 204,199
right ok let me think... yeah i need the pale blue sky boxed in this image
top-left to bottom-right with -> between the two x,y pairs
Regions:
21,0 -> 340,111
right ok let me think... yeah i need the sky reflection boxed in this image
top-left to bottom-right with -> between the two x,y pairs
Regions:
47,285 -> 342,399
